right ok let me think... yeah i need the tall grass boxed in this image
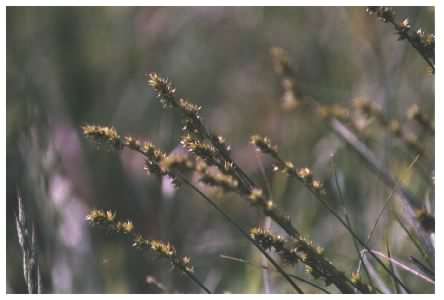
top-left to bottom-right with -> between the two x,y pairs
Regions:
77,6 -> 434,294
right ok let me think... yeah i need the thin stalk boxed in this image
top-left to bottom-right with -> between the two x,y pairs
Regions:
385,239 -> 401,293
269,145 -> 411,292
366,154 -> 421,244
15,191 -> 42,294
331,162 -> 375,290
310,190 -> 411,293
220,254 -> 331,294
331,118 -> 434,260
361,250 -> 392,294
363,250 -> 434,285
387,19 -> 435,73
393,212 -> 433,268
130,143 -> 304,293
409,256 -> 434,279
178,175 -> 304,293
184,269 -> 212,294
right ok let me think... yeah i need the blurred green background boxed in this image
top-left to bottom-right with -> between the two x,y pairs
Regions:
7,7 -> 434,293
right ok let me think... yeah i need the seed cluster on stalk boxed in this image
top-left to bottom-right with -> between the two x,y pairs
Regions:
86,209 -> 194,273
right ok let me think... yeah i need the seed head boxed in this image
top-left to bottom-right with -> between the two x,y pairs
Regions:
250,227 -> 276,250
200,170 -> 239,192
366,6 -> 395,23
265,200 -> 274,211
297,167 -> 312,181
250,135 -> 278,157
82,125 -> 123,150
399,18 -> 411,32
146,73 -> 177,108
116,220 -> 134,234
144,159 -> 167,177
312,179 -> 322,189
181,134 -> 217,161
178,98 -> 201,117
123,136 -> 142,151
86,209 -> 107,224
150,240 -> 176,257
248,188 -> 264,205
160,154 -> 194,174
132,235 -> 149,248
181,256 -> 194,273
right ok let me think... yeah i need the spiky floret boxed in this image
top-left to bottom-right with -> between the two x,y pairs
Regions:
82,125 -> 123,150
250,135 -> 278,157
146,73 -> 177,108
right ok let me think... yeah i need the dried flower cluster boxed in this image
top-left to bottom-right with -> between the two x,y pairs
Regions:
251,135 -> 325,195
366,6 -> 434,72
366,6 -> 396,23
250,227 -> 366,293
199,169 -> 239,192
178,98 -> 202,117
147,74 -> 304,239
148,73 -> 241,183
81,125 -> 187,185
180,134 -> 219,166
82,125 -> 123,150
250,135 -> 279,158
86,209 -> 194,273
159,154 -> 194,174
146,73 -> 177,108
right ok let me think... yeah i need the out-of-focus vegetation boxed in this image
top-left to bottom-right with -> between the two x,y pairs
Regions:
7,7 -> 434,293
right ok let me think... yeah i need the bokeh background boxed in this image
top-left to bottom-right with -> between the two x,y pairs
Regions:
7,7 -> 434,293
